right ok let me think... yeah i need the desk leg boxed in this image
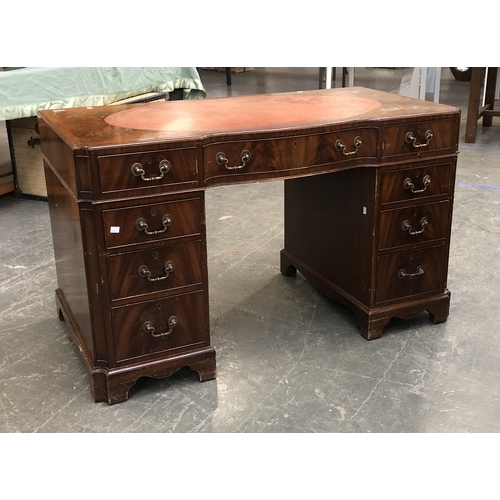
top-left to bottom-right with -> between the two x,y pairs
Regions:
280,250 -> 297,277
95,350 -> 217,405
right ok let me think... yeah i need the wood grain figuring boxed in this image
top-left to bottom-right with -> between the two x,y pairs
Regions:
39,87 -> 460,403
203,127 -> 378,186
378,200 -> 450,250
375,245 -> 445,304
382,119 -> 456,159
379,162 -> 453,204
106,240 -> 203,301
97,148 -> 198,194
102,196 -> 202,249
111,291 -> 207,363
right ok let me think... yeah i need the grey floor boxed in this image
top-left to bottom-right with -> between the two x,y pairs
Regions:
1,68 -> 500,433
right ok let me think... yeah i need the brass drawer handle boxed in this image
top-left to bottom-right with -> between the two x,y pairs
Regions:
216,150 -> 251,170
405,129 -> 433,148
404,174 -> 431,194
131,159 -> 170,181
401,217 -> 428,235
398,265 -> 424,279
143,316 -> 178,338
335,136 -> 362,156
138,260 -> 175,282
135,214 -> 173,235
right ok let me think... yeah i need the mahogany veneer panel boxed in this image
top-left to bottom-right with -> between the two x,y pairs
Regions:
378,200 -> 450,250
102,196 -> 202,249
375,245 -> 446,304
97,148 -> 198,195
380,162 -> 454,204
106,240 -> 203,301
382,118 -> 456,160
203,127 -> 378,186
112,291 -> 207,363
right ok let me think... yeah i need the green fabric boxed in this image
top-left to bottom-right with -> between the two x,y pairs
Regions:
0,67 -> 206,121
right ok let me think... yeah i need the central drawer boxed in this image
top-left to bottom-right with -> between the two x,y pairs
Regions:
106,240 -> 203,301
203,127 -> 378,185
111,290 -> 207,363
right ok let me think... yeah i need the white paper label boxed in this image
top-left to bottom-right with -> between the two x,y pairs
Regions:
110,226 -> 120,234
363,207 -> 367,215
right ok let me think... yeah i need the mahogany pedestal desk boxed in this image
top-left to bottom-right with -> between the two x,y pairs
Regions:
38,87 -> 460,404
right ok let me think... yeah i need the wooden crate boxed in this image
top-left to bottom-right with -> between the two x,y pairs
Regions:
7,116 -> 46,198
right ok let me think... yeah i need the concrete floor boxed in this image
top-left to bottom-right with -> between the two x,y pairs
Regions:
1,68 -> 500,433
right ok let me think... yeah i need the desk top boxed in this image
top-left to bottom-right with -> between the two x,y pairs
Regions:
38,87 -> 459,151
104,92 -> 383,132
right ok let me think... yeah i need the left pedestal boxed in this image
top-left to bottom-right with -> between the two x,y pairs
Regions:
42,135 -> 216,404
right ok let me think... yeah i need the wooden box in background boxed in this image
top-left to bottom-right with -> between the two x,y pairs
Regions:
7,117 -> 46,198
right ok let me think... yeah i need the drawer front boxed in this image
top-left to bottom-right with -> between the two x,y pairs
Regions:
382,118 -> 455,160
107,240 -> 203,301
203,127 -> 377,185
375,245 -> 445,304
378,200 -> 450,251
380,162 -> 453,204
97,148 -> 198,194
112,291 -> 207,363
102,196 -> 202,249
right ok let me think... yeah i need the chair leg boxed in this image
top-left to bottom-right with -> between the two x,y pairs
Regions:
465,67 -> 484,143
483,67 -> 498,127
